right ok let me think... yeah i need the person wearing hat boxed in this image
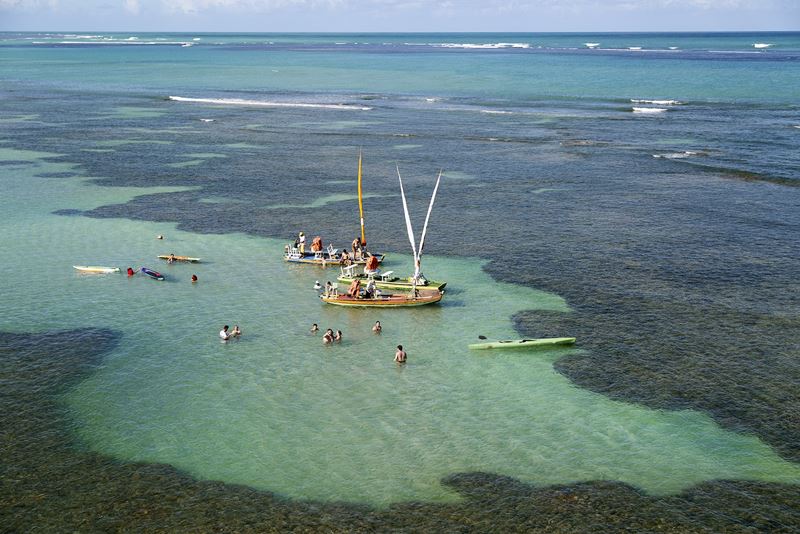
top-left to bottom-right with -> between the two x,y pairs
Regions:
298,232 -> 306,255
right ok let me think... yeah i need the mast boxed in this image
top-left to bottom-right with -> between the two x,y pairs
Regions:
357,150 -> 366,246
396,165 -> 419,296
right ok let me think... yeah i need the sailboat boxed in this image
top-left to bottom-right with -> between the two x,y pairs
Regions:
336,166 -> 446,291
284,151 -> 386,267
321,166 -> 444,307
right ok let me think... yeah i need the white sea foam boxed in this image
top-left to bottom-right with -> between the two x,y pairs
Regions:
653,151 -> 705,159
632,107 -> 668,114
430,42 -> 530,49
631,99 -> 683,105
668,46 -> 679,50
753,43 -> 772,49
628,46 -> 643,51
37,40 -> 192,46
200,119 -> 215,122
480,110 -> 514,115
168,96 -> 372,111
585,43 -> 600,48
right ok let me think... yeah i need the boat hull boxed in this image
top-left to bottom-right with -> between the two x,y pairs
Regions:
320,289 -> 443,307
158,255 -> 201,263
468,337 -> 576,350
73,265 -> 120,273
140,267 -> 165,281
337,273 -> 446,291
285,253 -> 385,267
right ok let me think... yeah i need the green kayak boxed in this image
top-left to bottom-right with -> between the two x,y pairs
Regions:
468,337 -> 576,350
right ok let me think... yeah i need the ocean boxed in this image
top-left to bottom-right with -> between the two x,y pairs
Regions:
1,31 -> 799,531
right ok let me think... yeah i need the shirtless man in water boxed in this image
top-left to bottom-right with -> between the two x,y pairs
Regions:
394,345 -> 407,364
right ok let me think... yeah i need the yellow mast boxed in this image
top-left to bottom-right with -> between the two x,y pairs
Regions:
357,150 -> 366,246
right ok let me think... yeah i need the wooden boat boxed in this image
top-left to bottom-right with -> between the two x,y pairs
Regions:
337,265 -> 446,291
320,288 -> 443,307
139,267 -> 165,281
284,151 -> 386,266
284,244 -> 385,267
469,337 -> 576,350
158,255 -> 201,263
73,265 -> 120,274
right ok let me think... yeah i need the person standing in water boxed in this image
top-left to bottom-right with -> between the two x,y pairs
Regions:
323,329 -> 334,344
394,345 -> 407,364
220,325 -> 233,341
334,330 -> 343,342
310,323 -> 319,334
372,321 -> 382,333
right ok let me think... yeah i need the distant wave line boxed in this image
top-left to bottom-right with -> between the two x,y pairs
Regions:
167,96 -> 372,111
406,42 -> 530,49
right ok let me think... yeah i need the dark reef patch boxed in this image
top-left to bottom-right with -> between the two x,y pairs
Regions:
52,208 -> 85,216
3,329 -> 800,532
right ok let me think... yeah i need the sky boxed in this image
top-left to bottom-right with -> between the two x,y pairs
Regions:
0,0 -> 798,32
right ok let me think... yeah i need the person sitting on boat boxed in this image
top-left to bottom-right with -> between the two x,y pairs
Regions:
372,321 -> 382,333
325,281 -> 334,297
311,236 -> 323,252
340,250 -> 352,267
364,254 -> 379,274
364,279 -> 377,299
347,279 -> 361,298
298,232 -> 306,254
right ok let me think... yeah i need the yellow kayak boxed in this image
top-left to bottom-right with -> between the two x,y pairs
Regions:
158,255 -> 201,263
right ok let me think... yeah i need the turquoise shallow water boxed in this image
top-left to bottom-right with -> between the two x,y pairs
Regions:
2,146 -> 799,506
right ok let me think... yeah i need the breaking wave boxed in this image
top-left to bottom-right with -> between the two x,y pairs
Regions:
167,96 -> 372,111
631,99 -> 683,106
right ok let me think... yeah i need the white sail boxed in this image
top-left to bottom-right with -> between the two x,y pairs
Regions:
417,169 -> 442,261
396,165 -> 418,261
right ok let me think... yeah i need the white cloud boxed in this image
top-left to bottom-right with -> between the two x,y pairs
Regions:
161,0 -> 343,15
123,0 -> 140,13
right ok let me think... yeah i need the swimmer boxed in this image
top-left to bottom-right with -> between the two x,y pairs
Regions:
232,325 -> 242,337
323,330 -> 334,344
394,345 -> 407,364
219,325 -> 233,341
157,235 -> 164,240
311,323 -> 319,334
372,320 -> 382,333
127,267 -> 135,277
167,253 -> 176,264
191,274 -> 198,283
314,280 -> 322,290
334,330 -> 342,342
